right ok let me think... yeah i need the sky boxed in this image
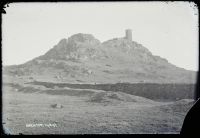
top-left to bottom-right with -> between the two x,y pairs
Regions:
2,2 -> 199,71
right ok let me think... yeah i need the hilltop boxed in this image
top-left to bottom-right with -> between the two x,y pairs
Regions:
3,31 -> 197,84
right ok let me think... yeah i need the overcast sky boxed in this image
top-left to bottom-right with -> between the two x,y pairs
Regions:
2,2 -> 199,71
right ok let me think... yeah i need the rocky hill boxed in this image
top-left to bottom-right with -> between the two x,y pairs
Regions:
3,32 -> 197,84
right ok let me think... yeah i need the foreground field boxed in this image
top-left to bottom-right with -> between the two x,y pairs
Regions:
2,82 -> 194,134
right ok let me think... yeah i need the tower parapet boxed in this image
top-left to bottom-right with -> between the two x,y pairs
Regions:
125,29 -> 132,41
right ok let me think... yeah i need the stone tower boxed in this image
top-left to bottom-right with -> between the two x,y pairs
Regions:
125,29 -> 132,41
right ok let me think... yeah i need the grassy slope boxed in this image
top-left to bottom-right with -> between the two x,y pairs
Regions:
3,83 -> 194,134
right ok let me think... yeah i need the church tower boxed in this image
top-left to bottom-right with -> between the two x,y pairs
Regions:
125,29 -> 132,41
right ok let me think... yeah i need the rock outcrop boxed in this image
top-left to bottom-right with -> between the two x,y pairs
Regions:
3,33 -> 197,84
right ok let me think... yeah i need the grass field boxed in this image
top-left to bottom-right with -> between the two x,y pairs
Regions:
2,82 -> 194,134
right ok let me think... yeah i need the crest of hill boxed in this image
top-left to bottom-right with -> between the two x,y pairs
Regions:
39,34 -> 164,64
3,33 -> 197,84
39,33 -> 101,60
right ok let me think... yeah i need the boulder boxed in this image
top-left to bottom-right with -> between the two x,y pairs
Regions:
50,103 -> 63,109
